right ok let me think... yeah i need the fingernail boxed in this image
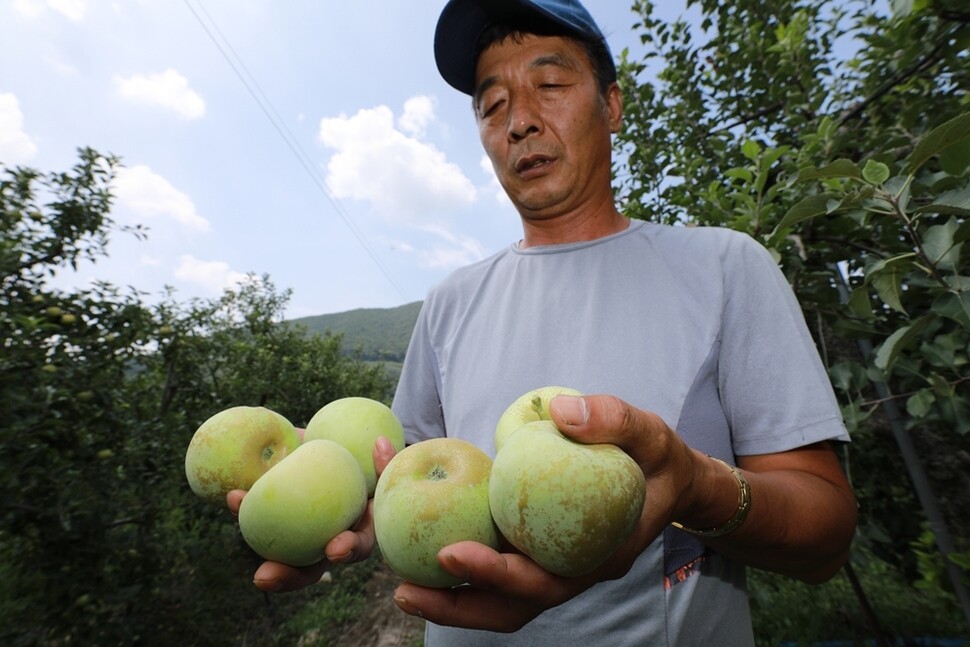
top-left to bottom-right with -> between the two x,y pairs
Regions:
254,577 -> 282,592
331,549 -> 356,563
440,551 -> 470,582
554,395 -> 588,426
394,595 -> 421,618
375,436 -> 394,455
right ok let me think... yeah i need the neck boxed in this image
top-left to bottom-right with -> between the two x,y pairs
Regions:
518,203 -> 628,248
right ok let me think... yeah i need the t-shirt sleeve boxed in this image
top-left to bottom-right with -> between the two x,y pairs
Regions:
391,300 -> 447,444
717,233 -> 850,456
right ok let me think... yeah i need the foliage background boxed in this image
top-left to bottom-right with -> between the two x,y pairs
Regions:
0,150 -> 392,645
613,0 -> 970,640
1,0 -> 969,644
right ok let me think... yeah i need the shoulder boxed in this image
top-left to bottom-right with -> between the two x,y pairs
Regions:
631,221 -> 775,269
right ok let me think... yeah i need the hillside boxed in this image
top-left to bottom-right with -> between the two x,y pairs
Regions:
287,300 -> 422,362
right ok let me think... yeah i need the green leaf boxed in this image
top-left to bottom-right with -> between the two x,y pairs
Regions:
847,287 -> 873,319
761,146 -> 789,170
828,361 -> 868,393
797,159 -> 864,182
840,401 -> 871,432
905,112 -> 970,175
865,254 -> 917,313
915,185 -> 970,217
775,193 -> 841,231
725,168 -> 754,183
890,0 -> 914,16
906,389 -> 936,418
944,395 -> 970,435
862,159 -> 891,185
939,140 -> 970,175
872,272 -> 907,313
741,140 -> 761,161
932,291 -> 970,329
874,317 -> 931,372
923,217 -> 963,271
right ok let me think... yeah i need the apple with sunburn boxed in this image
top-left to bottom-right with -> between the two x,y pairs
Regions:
238,439 -> 368,566
304,397 -> 406,496
494,385 -> 582,451
489,420 -> 646,577
184,406 -> 301,503
373,437 -> 500,588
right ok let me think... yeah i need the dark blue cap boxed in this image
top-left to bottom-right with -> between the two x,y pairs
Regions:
434,0 -> 614,95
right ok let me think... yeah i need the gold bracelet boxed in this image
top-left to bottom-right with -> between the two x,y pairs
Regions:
671,456 -> 751,538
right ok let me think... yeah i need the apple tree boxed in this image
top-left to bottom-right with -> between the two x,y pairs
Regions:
613,0 -> 970,638
0,149 -> 162,644
0,149 -> 393,646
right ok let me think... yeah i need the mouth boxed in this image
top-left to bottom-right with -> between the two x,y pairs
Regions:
514,154 -> 555,175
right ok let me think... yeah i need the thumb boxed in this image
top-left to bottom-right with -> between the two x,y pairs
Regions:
549,394 -> 665,465
373,435 -> 398,477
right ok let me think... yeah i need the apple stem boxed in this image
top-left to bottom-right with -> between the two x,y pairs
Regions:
531,396 -> 543,418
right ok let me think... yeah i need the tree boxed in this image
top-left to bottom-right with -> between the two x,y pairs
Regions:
0,150 -> 393,645
613,0 -> 970,639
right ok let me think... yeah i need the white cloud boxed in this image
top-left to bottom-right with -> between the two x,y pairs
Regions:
13,0 -> 88,21
48,0 -> 88,21
417,224 -> 488,268
115,69 -> 206,120
397,96 -> 435,137
480,153 -> 514,205
0,93 -> 39,164
174,255 -> 248,294
12,0 -> 44,18
113,165 -> 210,231
318,98 -> 476,221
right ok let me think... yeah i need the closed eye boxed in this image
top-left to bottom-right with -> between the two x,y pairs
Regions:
482,100 -> 505,119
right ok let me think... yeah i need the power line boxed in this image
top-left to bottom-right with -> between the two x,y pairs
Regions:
182,0 -> 410,303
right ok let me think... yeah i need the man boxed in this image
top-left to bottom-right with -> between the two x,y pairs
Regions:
230,1 -> 857,644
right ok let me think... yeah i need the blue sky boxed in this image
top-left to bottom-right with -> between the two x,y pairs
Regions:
1,1 -> 684,318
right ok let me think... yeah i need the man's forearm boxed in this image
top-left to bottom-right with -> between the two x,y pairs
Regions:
675,442 -> 857,583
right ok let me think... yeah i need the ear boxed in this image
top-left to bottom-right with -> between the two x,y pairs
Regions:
605,82 -> 623,134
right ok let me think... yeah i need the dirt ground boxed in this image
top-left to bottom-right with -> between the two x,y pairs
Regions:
332,562 -> 426,647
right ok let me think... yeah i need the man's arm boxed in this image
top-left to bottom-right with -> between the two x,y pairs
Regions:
686,440 -> 856,584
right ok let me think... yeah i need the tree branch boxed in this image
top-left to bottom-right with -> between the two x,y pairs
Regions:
838,24 -> 959,127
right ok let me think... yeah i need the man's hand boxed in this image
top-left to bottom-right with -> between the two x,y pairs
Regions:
227,435 -> 398,593
391,394 -> 691,632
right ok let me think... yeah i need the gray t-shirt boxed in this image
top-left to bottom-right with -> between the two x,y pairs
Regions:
392,220 -> 849,646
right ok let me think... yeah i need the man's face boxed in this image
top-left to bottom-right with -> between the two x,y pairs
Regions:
474,33 -> 621,220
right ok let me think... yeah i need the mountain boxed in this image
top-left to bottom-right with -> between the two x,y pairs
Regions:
287,301 -> 422,362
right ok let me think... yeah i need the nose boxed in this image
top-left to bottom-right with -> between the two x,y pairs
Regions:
507,94 -> 542,142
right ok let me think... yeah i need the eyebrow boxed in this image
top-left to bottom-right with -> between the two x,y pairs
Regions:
474,52 -> 581,111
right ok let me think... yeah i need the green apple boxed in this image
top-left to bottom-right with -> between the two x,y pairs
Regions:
494,385 -> 582,451
374,437 -> 500,588
184,406 -> 301,503
238,439 -> 368,566
489,420 -> 645,577
304,397 -> 406,496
